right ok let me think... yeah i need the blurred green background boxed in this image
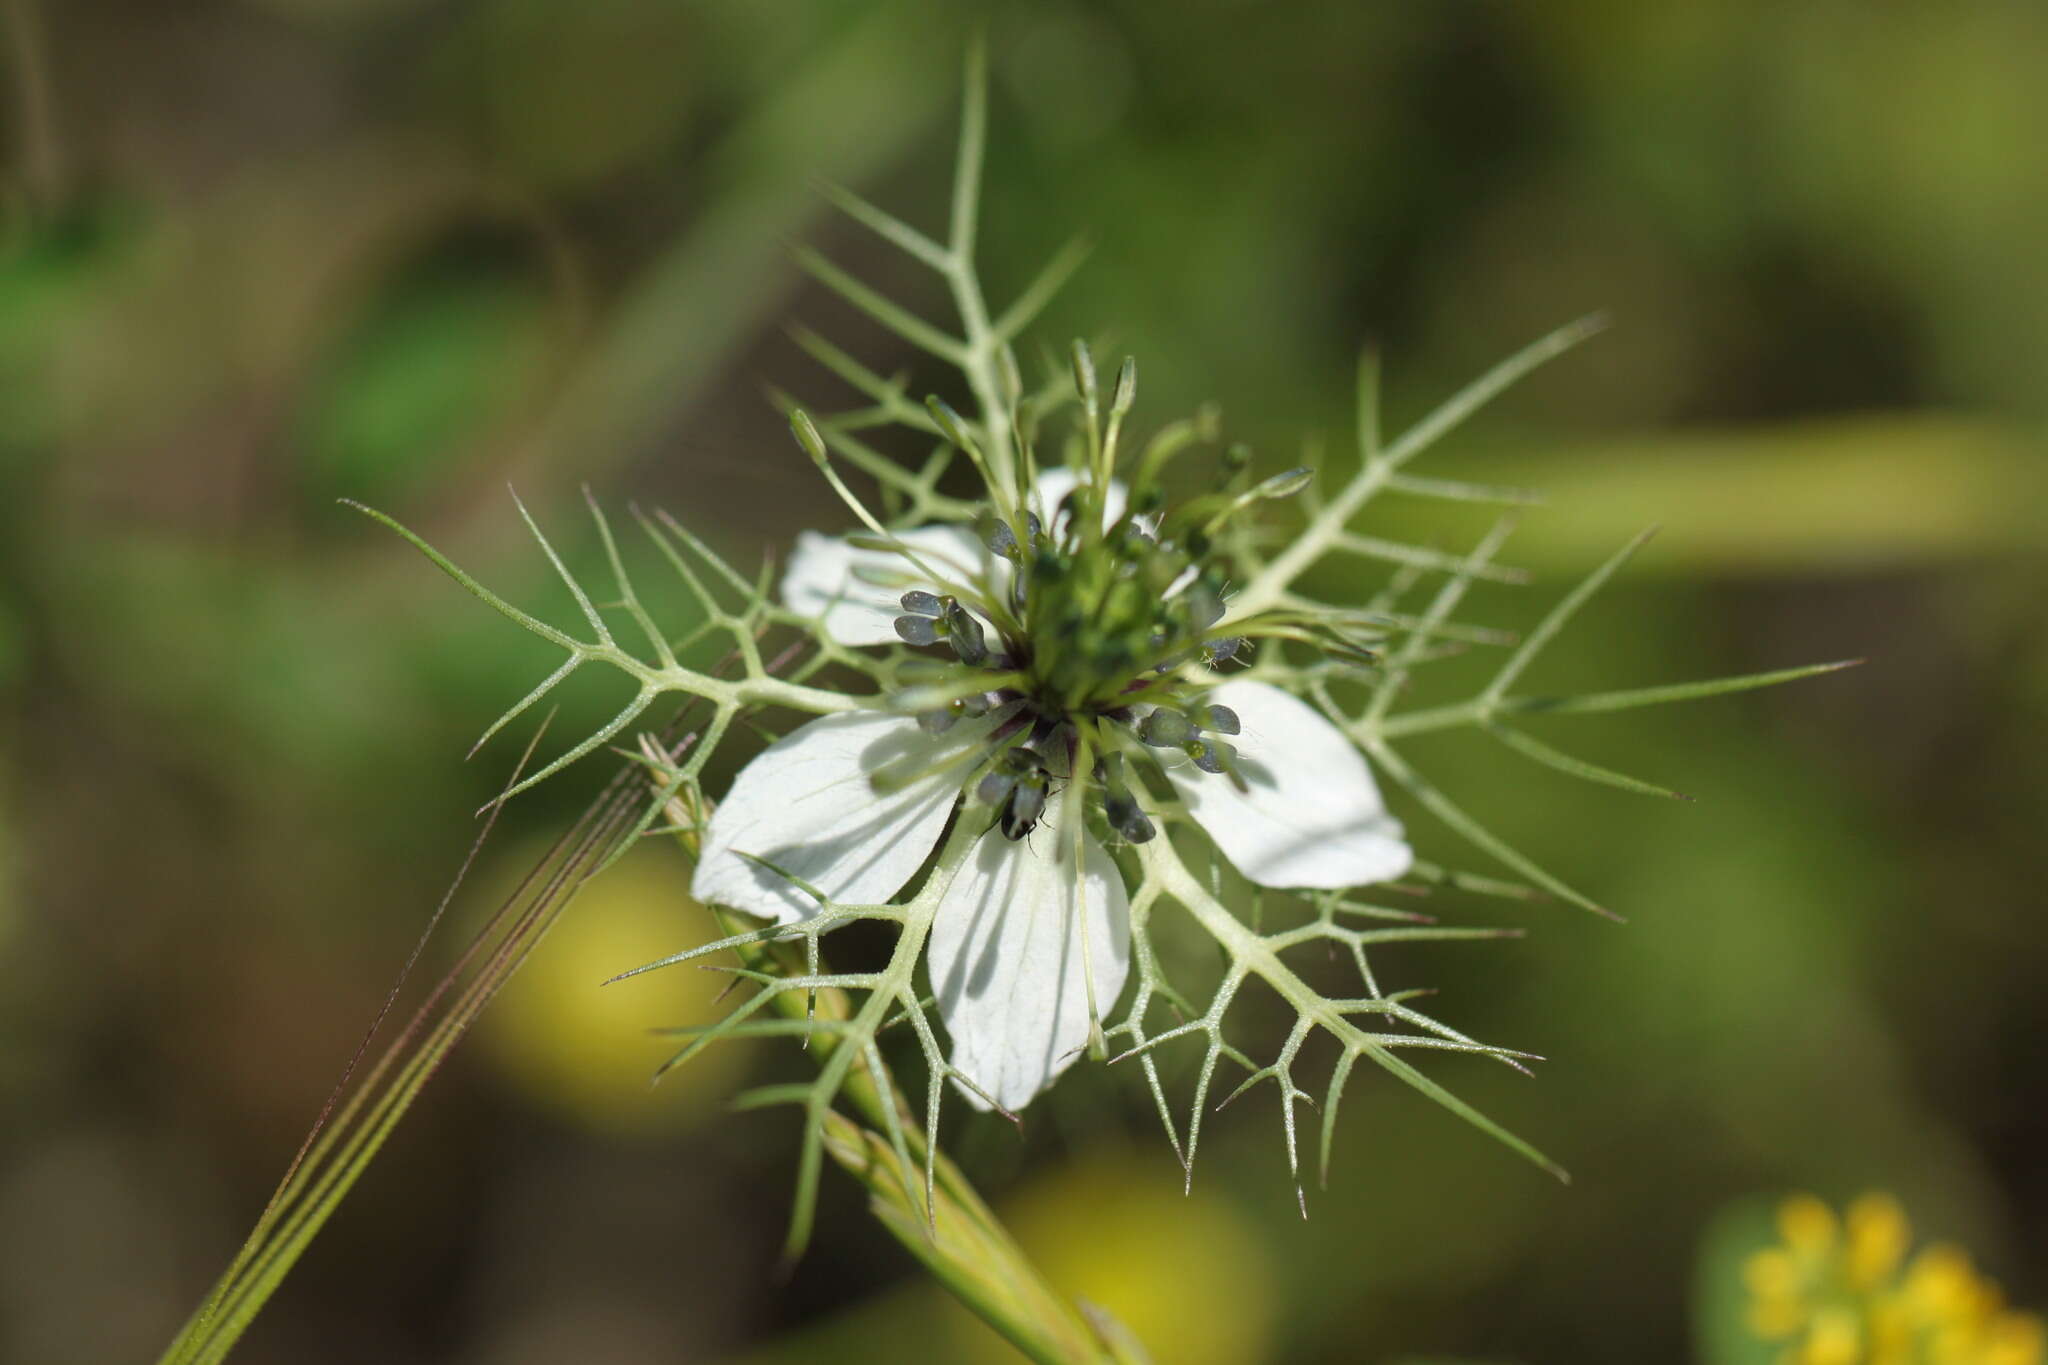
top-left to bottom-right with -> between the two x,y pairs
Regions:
2,2 -> 2044,1362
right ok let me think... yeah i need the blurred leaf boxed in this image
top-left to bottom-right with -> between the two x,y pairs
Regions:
430,0 -> 703,188
1427,415 -> 2044,576
0,208 -> 130,454
301,266 -> 548,505
523,0 -> 960,486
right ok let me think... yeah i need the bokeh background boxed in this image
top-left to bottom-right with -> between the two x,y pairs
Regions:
3,3 -> 2044,1362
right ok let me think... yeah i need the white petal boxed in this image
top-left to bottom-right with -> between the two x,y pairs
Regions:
1165,679 -> 1412,889
779,525 -> 987,647
927,818 -> 1130,1112
691,712 -> 964,924
1029,465 -> 1129,532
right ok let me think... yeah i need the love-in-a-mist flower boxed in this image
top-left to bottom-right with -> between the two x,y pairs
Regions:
168,51 -> 1876,1364
690,366 -> 1412,1112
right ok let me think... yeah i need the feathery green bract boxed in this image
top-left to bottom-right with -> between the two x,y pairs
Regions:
157,722 -> 638,1365
349,45 -> 1849,1226
163,40 -> 1852,1365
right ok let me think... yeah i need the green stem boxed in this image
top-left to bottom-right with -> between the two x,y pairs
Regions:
699,825 -> 1142,1363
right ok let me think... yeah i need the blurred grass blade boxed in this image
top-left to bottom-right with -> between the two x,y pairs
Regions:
157,710 -> 688,1365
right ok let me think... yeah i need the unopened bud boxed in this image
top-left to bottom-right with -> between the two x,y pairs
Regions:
1252,465 -> 1314,500
790,410 -> 829,465
1110,356 -> 1137,418
1070,340 -> 1099,415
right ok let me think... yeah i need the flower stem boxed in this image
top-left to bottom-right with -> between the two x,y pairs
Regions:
707,871 -> 1147,1364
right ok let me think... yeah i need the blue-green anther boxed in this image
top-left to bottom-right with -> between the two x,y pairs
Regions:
1184,581 -> 1226,634
1140,708 -> 1195,748
895,614 -> 943,647
1094,752 -> 1155,843
1204,636 -> 1246,666
1106,795 -> 1155,843
984,517 -> 1018,559
945,602 -> 988,666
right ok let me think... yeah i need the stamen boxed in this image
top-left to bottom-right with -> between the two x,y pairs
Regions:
1093,752 -> 1155,844
985,517 -> 1017,559
945,601 -> 989,666
1139,707 -> 1194,748
1204,636 -> 1247,666
894,614 -> 943,647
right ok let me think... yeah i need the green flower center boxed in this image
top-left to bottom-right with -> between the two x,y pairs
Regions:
889,473 -> 1259,845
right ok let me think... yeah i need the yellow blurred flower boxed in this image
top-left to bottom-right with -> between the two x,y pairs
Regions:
964,1155 -> 1281,1365
1743,1192 -> 2041,1365
478,846 -> 753,1135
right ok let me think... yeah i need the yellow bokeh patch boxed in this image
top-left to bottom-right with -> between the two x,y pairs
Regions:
476,843 -> 753,1136
962,1154 -> 1281,1365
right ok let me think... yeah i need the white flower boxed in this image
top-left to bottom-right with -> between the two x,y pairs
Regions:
692,484 -> 1412,1111
779,524 -> 986,649
776,467 -> 1119,651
